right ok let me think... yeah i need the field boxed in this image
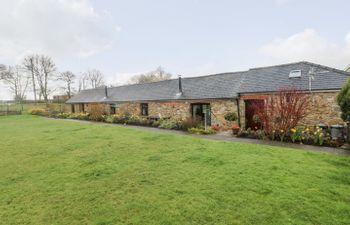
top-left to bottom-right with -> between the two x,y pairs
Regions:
0,115 -> 349,224
0,103 -> 64,113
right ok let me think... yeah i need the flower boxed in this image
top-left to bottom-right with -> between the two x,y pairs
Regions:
290,128 -> 296,133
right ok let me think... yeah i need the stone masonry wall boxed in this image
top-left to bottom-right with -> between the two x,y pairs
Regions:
301,92 -> 343,126
66,100 -> 238,129
239,91 -> 343,129
107,99 -> 238,129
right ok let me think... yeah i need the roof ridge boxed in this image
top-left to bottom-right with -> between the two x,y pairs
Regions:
182,71 -> 247,80
81,71 -> 247,92
249,61 -> 350,76
248,61 -> 306,70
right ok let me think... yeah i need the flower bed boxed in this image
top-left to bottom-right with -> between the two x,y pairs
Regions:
237,127 -> 345,148
29,110 -> 218,134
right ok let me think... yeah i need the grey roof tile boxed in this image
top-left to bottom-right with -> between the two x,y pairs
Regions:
67,72 -> 245,103
239,61 -> 350,93
66,61 -> 350,104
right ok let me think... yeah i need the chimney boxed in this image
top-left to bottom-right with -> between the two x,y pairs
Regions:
178,75 -> 183,94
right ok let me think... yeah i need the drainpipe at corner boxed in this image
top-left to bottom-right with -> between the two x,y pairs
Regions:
236,94 -> 241,128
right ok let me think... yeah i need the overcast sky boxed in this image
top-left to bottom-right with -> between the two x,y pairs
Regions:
0,0 -> 349,100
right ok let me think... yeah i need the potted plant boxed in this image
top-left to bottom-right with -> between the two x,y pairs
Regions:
231,123 -> 240,135
224,112 -> 239,134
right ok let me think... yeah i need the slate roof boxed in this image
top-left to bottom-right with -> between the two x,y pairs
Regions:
67,61 -> 350,103
239,61 -> 350,93
67,72 -> 245,103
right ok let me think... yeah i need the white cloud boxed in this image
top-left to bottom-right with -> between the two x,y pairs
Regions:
0,0 -> 119,64
260,29 -> 350,69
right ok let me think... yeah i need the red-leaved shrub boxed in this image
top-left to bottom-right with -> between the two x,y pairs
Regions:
252,87 -> 310,135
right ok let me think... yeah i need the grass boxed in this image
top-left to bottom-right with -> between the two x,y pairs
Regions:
0,115 -> 350,225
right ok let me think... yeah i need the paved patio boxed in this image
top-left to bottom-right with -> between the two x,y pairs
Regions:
52,118 -> 350,157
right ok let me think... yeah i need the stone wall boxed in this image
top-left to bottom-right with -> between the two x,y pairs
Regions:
239,91 -> 343,129
67,99 -> 238,129
114,100 -> 238,129
301,92 -> 343,126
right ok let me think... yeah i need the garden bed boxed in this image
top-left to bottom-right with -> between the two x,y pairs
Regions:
236,127 -> 346,148
29,109 -> 219,135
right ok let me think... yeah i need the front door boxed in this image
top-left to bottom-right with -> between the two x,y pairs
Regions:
191,103 -> 211,126
245,100 -> 264,130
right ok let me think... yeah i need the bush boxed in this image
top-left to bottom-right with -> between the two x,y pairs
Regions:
181,117 -> 202,130
158,119 -> 182,130
337,78 -> 350,121
224,112 -> 237,121
151,119 -> 164,127
125,114 -> 141,125
252,87 -> 310,135
66,113 -> 89,120
188,127 -> 216,135
88,104 -> 106,121
28,108 -> 48,116
56,112 -> 71,119
211,124 -> 221,132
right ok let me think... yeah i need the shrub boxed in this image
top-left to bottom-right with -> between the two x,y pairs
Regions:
56,112 -> 71,119
77,113 -> 89,120
182,117 -> 202,130
252,87 -> 310,135
105,115 -> 115,123
337,78 -> 350,121
211,124 -> 221,132
224,112 -> 237,121
158,119 -> 181,129
68,113 -> 78,119
290,128 -> 302,143
88,104 -> 106,121
138,118 -> 153,126
28,108 -> 48,116
151,119 -> 164,127
125,114 -> 141,125
188,127 -> 216,135
313,127 -> 325,146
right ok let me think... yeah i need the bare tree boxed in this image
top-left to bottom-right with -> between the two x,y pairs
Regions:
84,69 -> 104,89
22,54 -> 39,102
36,55 -> 56,103
78,73 -> 87,91
57,71 -> 75,98
0,65 -> 29,102
129,66 -> 172,84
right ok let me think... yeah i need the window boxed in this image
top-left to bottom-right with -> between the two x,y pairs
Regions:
71,105 -> 75,113
79,104 -> 85,113
140,103 -> 148,116
191,103 -> 211,126
110,104 -> 116,114
289,70 -> 301,78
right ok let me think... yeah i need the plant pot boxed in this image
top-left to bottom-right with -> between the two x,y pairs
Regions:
231,123 -> 240,135
232,128 -> 240,135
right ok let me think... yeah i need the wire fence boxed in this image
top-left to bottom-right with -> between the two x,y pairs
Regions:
0,102 -> 65,116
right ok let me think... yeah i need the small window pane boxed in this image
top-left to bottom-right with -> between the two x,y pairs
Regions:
141,103 -> 148,116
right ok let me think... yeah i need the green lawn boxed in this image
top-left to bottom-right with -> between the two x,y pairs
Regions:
1,116 -> 350,225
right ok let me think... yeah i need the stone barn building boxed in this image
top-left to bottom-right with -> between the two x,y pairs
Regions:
66,61 -> 350,129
